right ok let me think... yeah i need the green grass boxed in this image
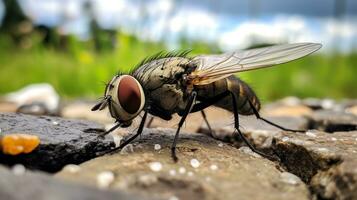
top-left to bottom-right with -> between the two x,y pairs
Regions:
0,33 -> 356,101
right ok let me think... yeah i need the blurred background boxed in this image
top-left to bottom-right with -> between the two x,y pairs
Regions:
0,0 -> 356,103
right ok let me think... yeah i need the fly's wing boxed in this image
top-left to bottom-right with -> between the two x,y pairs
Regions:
188,43 -> 322,85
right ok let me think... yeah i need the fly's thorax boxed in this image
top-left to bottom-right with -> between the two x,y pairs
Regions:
105,75 -> 145,122
133,57 -> 191,90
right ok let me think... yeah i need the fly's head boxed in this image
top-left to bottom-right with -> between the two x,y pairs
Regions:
91,75 -> 145,127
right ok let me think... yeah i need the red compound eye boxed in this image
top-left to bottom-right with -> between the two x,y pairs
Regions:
117,76 -> 141,114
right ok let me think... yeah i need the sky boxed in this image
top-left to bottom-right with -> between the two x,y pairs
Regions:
1,0 -> 357,52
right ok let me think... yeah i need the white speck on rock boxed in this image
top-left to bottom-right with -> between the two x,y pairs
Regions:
120,144 -> 134,154
96,171 -> 115,189
112,134 -> 123,148
52,121 -> 59,126
190,159 -> 200,168
62,164 -> 81,174
210,164 -> 218,171
178,167 -> 186,174
280,172 -> 301,185
218,142 -> 224,147
149,162 -> 162,172
168,196 -> 179,200
331,137 -> 337,141
169,169 -> 176,176
205,177 -> 211,182
154,144 -> 161,150
306,131 -> 317,138
12,164 -> 26,176
239,146 -> 261,158
187,171 -> 194,177
282,137 -> 290,142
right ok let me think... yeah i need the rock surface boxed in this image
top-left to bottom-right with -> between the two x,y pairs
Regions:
56,128 -> 310,200
198,113 -> 357,200
0,165 -> 148,200
0,112 -> 114,172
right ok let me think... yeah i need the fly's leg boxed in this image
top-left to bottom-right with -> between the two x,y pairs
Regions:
247,100 -> 305,133
146,116 -> 154,128
105,111 -> 148,154
99,123 -> 121,138
191,91 -> 230,113
201,110 -> 214,136
171,91 -> 197,162
230,92 -> 278,161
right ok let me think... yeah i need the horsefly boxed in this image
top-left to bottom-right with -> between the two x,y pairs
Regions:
92,43 -> 322,162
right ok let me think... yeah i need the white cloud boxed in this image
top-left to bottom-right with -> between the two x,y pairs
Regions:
218,15 -> 318,51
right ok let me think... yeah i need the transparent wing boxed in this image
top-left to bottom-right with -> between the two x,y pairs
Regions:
189,43 -> 322,85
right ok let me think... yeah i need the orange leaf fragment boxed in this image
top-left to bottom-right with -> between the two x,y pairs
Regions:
1,134 -> 40,155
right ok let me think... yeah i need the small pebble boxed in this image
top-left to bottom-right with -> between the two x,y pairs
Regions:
282,136 -> 290,142
154,144 -> 161,150
96,171 -> 115,189
169,169 -> 176,176
210,164 -> 218,171
168,196 -> 179,200
218,142 -> 224,147
178,167 -> 186,174
190,159 -> 200,168
52,121 -> 59,126
62,164 -> 81,174
321,99 -> 334,110
331,137 -> 337,141
306,131 -> 317,138
12,164 -> 26,176
112,135 -> 123,148
149,162 -> 163,172
187,171 -> 194,177
280,172 -> 301,185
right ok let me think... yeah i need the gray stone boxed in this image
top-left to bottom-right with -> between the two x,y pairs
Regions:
0,165 -> 147,200
0,112 -> 114,172
307,110 -> 357,132
56,128 -> 310,200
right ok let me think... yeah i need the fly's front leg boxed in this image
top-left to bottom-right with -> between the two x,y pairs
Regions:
171,91 -> 197,162
247,100 -> 305,133
230,92 -> 278,161
98,123 -> 121,138
105,111 -> 148,155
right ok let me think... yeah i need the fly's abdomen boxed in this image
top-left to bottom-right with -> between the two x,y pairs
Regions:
195,75 -> 260,115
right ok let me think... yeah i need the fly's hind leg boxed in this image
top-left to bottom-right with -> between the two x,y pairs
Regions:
230,92 -> 278,161
247,100 -> 305,133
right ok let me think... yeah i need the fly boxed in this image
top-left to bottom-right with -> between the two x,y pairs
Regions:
92,43 -> 322,162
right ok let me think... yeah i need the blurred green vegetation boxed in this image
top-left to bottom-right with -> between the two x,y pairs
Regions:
0,32 -> 356,102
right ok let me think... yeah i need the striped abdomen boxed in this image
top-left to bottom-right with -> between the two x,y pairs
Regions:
195,75 -> 260,115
